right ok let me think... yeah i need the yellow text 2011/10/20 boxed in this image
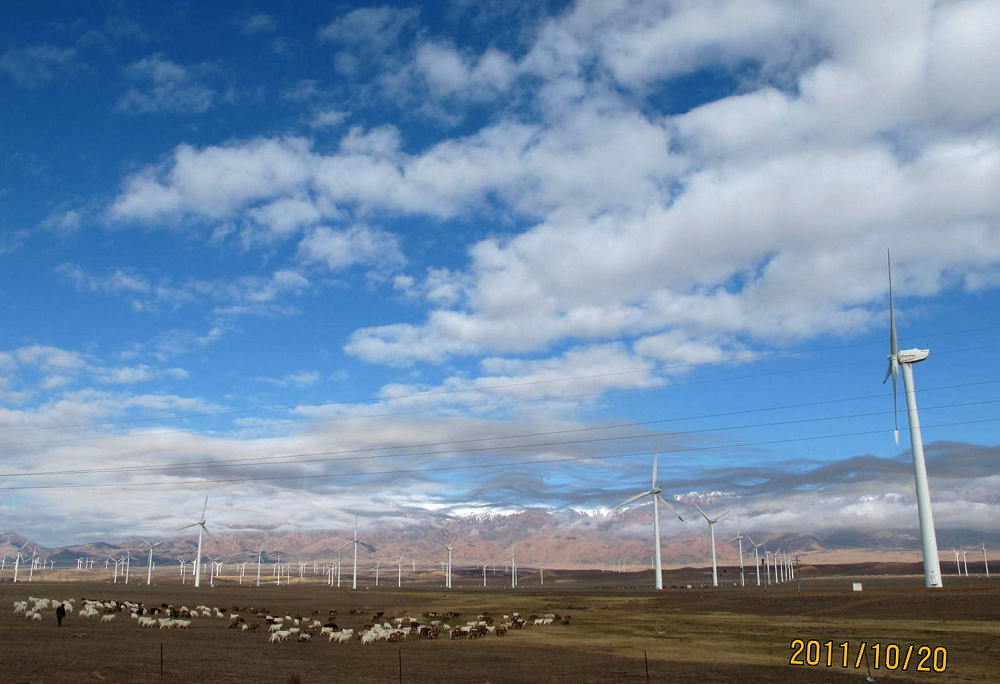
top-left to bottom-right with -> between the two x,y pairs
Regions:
789,639 -> 948,672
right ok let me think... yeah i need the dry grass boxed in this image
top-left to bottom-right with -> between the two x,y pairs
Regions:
1,571 -> 997,683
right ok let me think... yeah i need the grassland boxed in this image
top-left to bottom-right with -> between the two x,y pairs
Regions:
1,567 -> 997,683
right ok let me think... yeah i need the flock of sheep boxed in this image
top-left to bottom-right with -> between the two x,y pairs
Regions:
11,595 -> 570,646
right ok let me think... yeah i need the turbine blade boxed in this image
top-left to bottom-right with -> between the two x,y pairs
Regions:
651,453 -> 658,489
887,251 -> 898,358
886,250 -> 901,444
691,501 -> 710,521
200,495 -> 208,519
616,490 -> 653,508
360,541 -> 376,554
656,494 -> 684,521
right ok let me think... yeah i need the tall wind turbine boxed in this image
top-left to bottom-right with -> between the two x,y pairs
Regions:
335,519 -> 375,589
437,541 -> 455,589
746,535 -> 763,587
691,502 -> 728,587
142,539 -> 160,586
979,543 -> 990,578
729,517 -> 746,587
178,496 -> 210,588
8,542 -> 29,583
255,545 -> 264,587
615,453 -> 684,590
883,252 -> 943,588
123,546 -> 132,584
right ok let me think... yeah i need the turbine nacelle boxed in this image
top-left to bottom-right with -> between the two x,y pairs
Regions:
896,348 -> 929,364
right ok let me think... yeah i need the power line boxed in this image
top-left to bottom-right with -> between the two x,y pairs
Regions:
3,392 -> 998,478
1,326 -> 993,437
1,415 -> 996,492
1,398 -> 996,481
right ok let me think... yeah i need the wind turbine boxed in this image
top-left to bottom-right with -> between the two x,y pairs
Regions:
961,549 -> 969,576
509,547 -> 517,589
178,496 -> 210,588
142,540 -> 160,585
614,453 -> 684,590
123,546 -> 133,584
979,543 -> 990,578
7,542 -> 28,583
437,541 -> 455,589
883,251 -> 943,588
396,554 -> 405,588
746,535 -> 763,587
255,546 -> 264,587
691,502 -> 728,588
335,519 -> 375,589
729,517 -> 746,587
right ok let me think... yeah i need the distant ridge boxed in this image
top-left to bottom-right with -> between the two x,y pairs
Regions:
3,509 -> 997,569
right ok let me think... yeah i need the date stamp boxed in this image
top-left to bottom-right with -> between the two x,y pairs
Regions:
789,639 -> 948,673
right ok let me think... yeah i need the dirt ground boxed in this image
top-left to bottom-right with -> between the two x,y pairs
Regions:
1,567 -> 997,683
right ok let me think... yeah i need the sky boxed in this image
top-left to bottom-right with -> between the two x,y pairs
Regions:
1,0 -> 998,548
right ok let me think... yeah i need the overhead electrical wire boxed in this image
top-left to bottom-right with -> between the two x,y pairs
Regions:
1,396 -> 997,481
1,415 -> 997,491
0,326 -> 994,438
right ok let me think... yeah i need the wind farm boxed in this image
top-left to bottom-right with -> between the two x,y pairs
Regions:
3,0 -> 1000,681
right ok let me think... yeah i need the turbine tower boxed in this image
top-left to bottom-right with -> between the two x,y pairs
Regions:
142,539 -> 160,586
746,535 -> 763,587
691,502 -> 728,588
979,543 -> 990,578
437,541 -> 454,589
614,453 -> 684,590
255,545 -> 264,587
883,251 -> 942,588
729,517 -> 746,587
335,519 -> 375,589
178,496 -> 210,588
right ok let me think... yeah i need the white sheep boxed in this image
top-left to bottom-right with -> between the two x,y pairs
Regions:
269,630 -> 290,643
330,629 -> 353,644
100,614 -> 115,623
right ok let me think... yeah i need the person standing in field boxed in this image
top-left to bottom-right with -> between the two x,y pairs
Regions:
56,603 -> 66,626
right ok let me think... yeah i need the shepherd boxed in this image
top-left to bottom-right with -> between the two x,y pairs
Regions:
56,603 -> 66,627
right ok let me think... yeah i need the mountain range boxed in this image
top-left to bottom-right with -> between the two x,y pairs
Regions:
2,508 -> 996,570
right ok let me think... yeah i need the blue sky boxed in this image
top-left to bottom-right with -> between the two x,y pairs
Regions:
1,0 -> 998,546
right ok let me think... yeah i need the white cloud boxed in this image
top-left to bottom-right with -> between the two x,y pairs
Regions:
239,12 -> 276,35
310,108 -> 348,128
413,42 -> 516,100
118,54 -> 220,114
108,137 -> 313,222
298,224 -> 405,272
253,370 -> 320,388
317,6 -> 419,51
42,209 -> 81,234
102,1 -> 1000,375
0,43 -> 77,87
